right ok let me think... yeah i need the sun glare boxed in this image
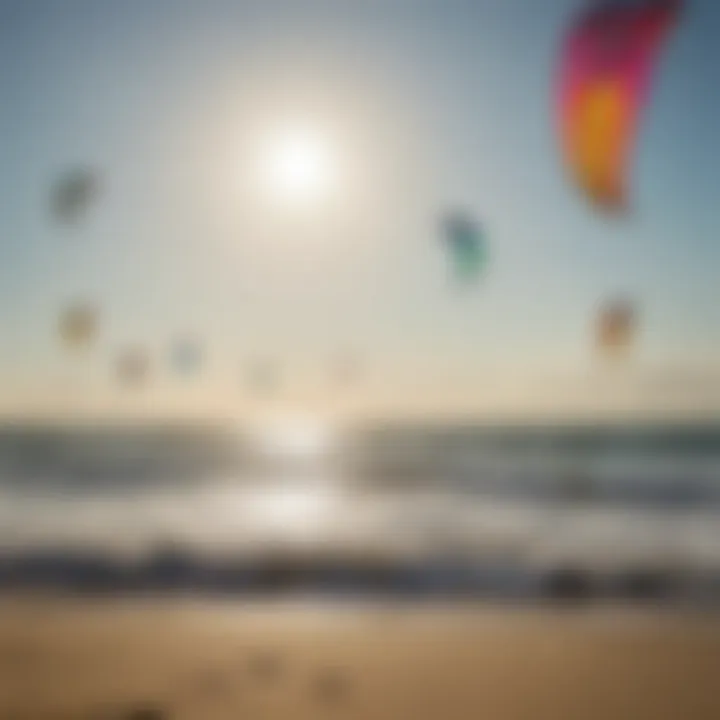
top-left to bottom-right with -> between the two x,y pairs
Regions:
255,415 -> 333,459
253,485 -> 334,531
263,127 -> 335,206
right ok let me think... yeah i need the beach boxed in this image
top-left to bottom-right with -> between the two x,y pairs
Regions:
2,600 -> 720,720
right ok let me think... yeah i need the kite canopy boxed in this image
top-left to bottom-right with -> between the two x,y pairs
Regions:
59,303 -> 97,349
116,348 -> 149,387
440,211 -> 486,287
331,351 -> 361,387
170,337 -> 203,376
247,360 -> 278,396
52,168 -> 100,225
557,0 -> 682,212
596,298 -> 636,356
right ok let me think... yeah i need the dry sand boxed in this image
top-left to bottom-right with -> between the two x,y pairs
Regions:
1,599 -> 719,720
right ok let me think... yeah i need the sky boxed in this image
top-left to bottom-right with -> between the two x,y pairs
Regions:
0,0 -> 718,422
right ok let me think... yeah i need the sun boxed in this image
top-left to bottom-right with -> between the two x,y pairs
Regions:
262,126 -> 335,206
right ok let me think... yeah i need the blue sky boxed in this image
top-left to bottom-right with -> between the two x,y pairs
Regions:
0,0 -> 718,420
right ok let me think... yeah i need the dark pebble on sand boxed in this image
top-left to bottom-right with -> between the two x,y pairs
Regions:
247,651 -> 281,682
312,668 -> 349,703
124,704 -> 167,720
193,668 -> 229,696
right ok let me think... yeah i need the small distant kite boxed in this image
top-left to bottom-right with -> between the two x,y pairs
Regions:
331,350 -> 361,388
169,337 -> 203,377
51,167 -> 101,225
116,348 -> 150,387
596,298 -> 636,357
246,360 -> 278,396
440,211 -> 487,287
557,0 -> 682,212
58,303 -> 97,349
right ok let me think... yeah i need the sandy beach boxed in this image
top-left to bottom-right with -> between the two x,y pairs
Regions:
1,600 -> 719,720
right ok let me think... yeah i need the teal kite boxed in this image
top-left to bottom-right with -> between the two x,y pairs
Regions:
441,211 -> 487,287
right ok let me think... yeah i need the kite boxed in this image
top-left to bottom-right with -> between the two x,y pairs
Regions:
557,0 -> 682,211
116,348 -> 149,387
596,298 -> 636,356
441,211 -> 487,287
51,168 -> 101,225
58,303 -> 97,349
331,350 -> 361,388
170,337 -> 203,377
246,360 -> 278,396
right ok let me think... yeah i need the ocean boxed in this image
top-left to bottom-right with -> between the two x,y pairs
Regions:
0,421 -> 719,599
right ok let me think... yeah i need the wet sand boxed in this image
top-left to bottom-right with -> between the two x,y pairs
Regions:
1,599 -> 719,720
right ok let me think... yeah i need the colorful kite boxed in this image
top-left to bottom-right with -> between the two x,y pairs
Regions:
170,337 -> 203,377
58,303 -> 97,349
441,211 -> 486,287
596,298 -> 636,356
51,168 -> 101,225
557,0 -> 682,211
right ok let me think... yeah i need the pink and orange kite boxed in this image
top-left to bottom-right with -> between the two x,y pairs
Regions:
557,1 -> 682,212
